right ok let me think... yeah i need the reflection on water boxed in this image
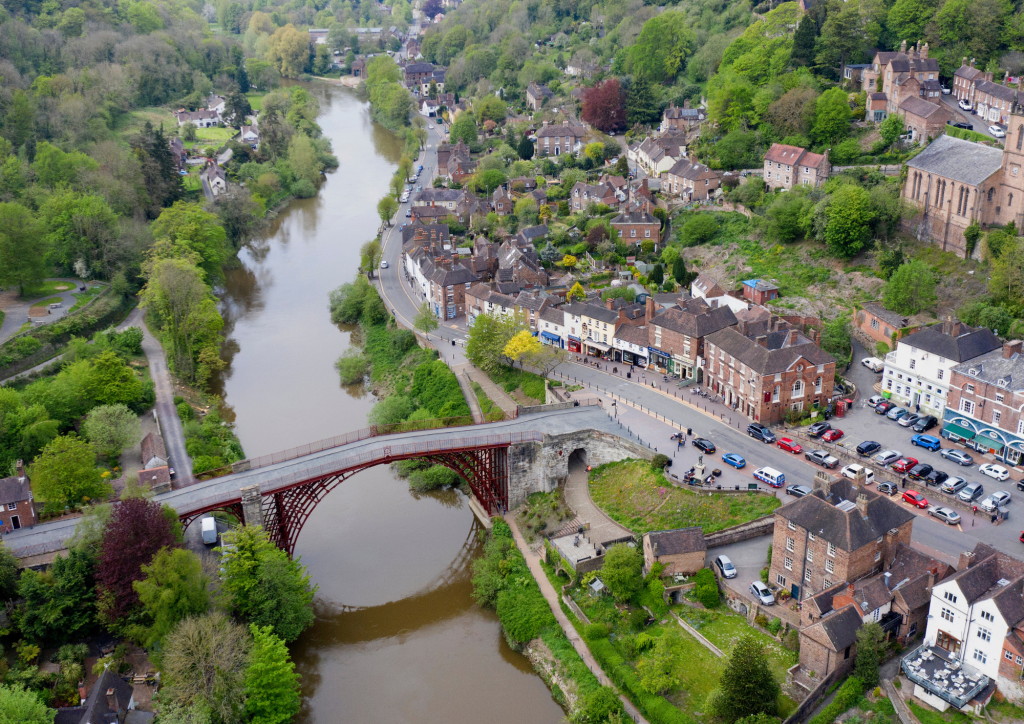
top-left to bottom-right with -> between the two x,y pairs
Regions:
211,83 -> 564,724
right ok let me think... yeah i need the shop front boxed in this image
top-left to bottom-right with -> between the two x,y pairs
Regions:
620,349 -> 648,367
649,347 -> 674,374
585,339 -> 612,359
541,331 -> 563,348
568,335 -> 581,353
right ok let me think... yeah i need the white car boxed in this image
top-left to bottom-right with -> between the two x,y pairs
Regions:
874,450 -> 902,466
990,125 -> 1007,138
379,260 -> 389,269
841,464 -> 875,485
750,581 -> 775,605
959,98 -> 973,111
980,491 -> 1012,511
428,124 -> 434,129
979,463 -> 1010,481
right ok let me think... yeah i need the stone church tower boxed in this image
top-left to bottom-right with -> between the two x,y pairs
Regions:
998,100 -> 1024,228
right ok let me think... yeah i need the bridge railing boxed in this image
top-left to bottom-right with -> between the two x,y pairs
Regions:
177,430 -> 544,516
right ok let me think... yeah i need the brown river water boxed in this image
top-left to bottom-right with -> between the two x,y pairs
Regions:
208,82 -> 565,723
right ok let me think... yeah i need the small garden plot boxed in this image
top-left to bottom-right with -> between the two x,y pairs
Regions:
516,490 -> 574,543
487,365 -> 546,405
589,460 -> 780,535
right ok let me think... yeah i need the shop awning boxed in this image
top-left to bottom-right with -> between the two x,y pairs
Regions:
942,423 -> 976,441
541,331 -> 561,342
975,436 -> 1005,452
586,341 -> 611,352
568,335 -> 581,342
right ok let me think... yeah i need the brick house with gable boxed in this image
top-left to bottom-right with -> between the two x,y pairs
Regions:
610,210 -> 660,243
763,143 -> 830,191
535,119 -> 586,157
526,82 -> 554,110
854,303 -> 911,347
664,159 -> 720,201
645,296 -> 737,380
703,320 -> 836,423
642,527 -> 706,577
899,96 -> 953,143
660,101 -> 706,132
0,461 -> 35,531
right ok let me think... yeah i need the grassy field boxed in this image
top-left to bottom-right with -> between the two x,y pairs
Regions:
28,296 -> 66,312
21,280 -> 78,299
69,286 -> 103,312
121,106 -> 179,137
470,380 -> 506,422
183,171 -> 203,191
246,92 -> 266,111
589,460 -> 780,535
487,365 -> 546,405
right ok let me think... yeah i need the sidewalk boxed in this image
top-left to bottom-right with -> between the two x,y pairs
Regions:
453,364 -> 485,424
462,365 -> 519,417
505,514 -> 650,724
563,456 -> 635,547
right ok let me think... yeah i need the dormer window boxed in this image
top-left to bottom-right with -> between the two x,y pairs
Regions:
970,369 -> 977,376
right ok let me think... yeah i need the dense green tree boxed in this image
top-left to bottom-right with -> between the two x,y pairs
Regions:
450,114 -> 478,146
824,185 -> 874,257
600,544 -> 643,602
41,191 -> 118,278
680,214 -> 719,246
812,88 -> 852,145
815,0 -> 866,74
638,629 -> 682,694
820,315 -> 852,366
466,312 -> 524,372
883,261 -> 937,314
219,526 -> 316,642
649,263 -> 664,285
517,134 -> 534,161
360,239 -> 383,277
18,548 -> 98,643
244,625 -> 301,724
874,245 -> 905,281
0,546 -> 19,602
134,548 -> 210,647
879,113 -> 905,150
84,350 -> 144,407
236,62 -> 250,94
377,196 -> 398,226
0,203 -> 46,296
673,256 -> 697,287
130,123 -> 184,217
223,92 -> 253,127
719,635 -> 781,721
30,435 -> 109,510
414,302 -> 439,339
626,75 -> 660,127
887,0 -> 939,42
629,11 -> 694,83
790,15 -> 817,67
476,96 -> 507,124
766,193 -> 811,243
150,202 -> 230,284
31,142 -> 98,189
854,622 -> 884,688
989,235 -> 1024,305
0,684 -> 53,724
82,404 -> 142,461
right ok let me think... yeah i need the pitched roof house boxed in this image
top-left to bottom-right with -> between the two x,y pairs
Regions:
642,527 -> 706,577
763,143 -> 830,191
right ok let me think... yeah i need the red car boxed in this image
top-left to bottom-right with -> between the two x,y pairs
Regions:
892,457 -> 919,473
902,491 -> 928,508
822,429 -> 844,443
777,438 -> 803,454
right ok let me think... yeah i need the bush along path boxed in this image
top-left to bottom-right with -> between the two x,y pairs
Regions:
497,515 -> 651,724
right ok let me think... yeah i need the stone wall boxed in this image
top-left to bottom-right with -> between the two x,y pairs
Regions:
703,515 -> 775,548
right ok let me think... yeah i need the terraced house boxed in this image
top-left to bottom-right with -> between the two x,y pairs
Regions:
762,143 -> 830,191
645,297 -> 737,380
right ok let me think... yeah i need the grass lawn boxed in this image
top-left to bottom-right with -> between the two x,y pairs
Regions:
988,699 -> 1024,723
246,92 -> 266,111
589,460 -> 780,535
908,701 -> 973,724
183,172 -> 203,192
470,380 -> 506,421
662,624 -> 725,714
69,286 -> 103,312
28,296 -> 66,312
487,365 -> 546,405
21,280 -> 78,299
120,106 -> 179,138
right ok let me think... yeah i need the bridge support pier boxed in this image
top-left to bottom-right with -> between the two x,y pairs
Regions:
241,485 -> 264,528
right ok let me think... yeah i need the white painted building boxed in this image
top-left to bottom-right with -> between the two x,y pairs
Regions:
539,307 -> 567,348
689,272 -> 748,314
882,321 -> 1001,418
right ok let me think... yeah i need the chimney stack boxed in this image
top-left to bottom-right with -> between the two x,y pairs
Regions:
884,571 -> 892,588
900,40 -> 907,54
963,56 -> 968,67
755,335 -> 768,348
683,98 -> 690,109
1003,340 -> 1023,359
606,298 -> 614,310
645,296 -> 655,324
957,551 -> 975,571
971,58 -> 976,68
788,329 -> 799,346
927,567 -> 936,593
813,470 -> 832,496
15,460 -> 24,481
105,688 -> 118,714
921,42 -> 929,58
847,582 -> 855,596
855,494 -> 869,518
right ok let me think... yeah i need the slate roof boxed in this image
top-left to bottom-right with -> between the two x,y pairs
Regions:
955,64 -> 986,81
855,576 -> 893,614
404,62 -> 435,74
705,326 -> 835,375
692,272 -> 725,298
764,143 -> 827,169
775,479 -> 914,551
944,542 -> 1024,612
989,578 -> 1024,627
540,307 -> 565,326
899,96 -> 948,119
869,92 -> 887,101
899,322 -> 1001,362
952,347 -> 1024,392
0,471 -> 30,505
430,262 -> 478,287
645,527 -> 706,556
415,188 -> 466,204
615,324 -> 649,347
141,432 -> 167,467
611,210 -> 659,225
975,78 -> 1019,103
905,134 -> 1004,187
519,224 -> 549,240
527,82 -> 554,100
138,466 -> 170,490
803,604 -> 863,652
401,222 -> 451,246
889,56 -> 940,74
663,105 -> 706,121
861,303 -> 909,330
514,291 -> 549,311
579,304 -> 620,324
650,299 -> 737,339
80,669 -> 133,724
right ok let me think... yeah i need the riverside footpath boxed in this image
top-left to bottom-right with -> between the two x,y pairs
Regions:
504,514 -> 650,724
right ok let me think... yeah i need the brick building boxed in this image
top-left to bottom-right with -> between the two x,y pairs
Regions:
899,97 -> 953,143
570,181 -> 619,212
797,604 -> 863,685
535,119 -> 585,157
610,210 -> 660,243
526,82 -> 554,110
741,279 -> 779,305
703,320 -> 836,424
854,303 -> 912,348
664,159 -> 720,201
944,339 -> 1024,465
763,144 -> 830,191
660,101 -> 706,132
951,58 -> 1021,126
768,476 -> 915,602
645,297 -> 737,380
642,527 -> 706,577
0,461 -> 35,531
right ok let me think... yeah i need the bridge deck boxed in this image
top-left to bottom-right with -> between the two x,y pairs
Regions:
7,406 -> 626,559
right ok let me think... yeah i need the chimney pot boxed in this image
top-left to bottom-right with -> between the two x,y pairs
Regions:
855,493 -> 869,518
847,582 -> 855,595
1003,340 -> 1023,359
15,460 -> 24,480
957,551 -> 975,571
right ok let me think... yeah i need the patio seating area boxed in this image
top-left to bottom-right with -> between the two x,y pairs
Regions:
901,645 -> 989,710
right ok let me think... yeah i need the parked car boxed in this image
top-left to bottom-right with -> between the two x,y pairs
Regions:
898,413 -> 922,428
948,121 -> 972,130
1018,481 -> 1024,492
874,449 -> 902,466
911,434 -> 942,452
806,450 -> 840,469
808,421 -> 832,438
924,470 -> 949,487
822,429 -> 844,443
940,449 -> 974,466
892,457 -> 919,473
841,464 -> 875,484
990,125 -> 1007,138
379,260 -> 389,269
693,438 -> 716,454
747,423 -> 776,444
861,357 -> 884,372
405,208 -> 412,217
875,401 -> 895,415
887,407 -> 910,421
908,463 -> 934,480
928,507 -> 962,525
913,416 -> 939,432
867,395 -> 886,407
878,482 -> 899,496
959,482 -> 985,502
786,484 -> 813,498
903,491 -> 929,508
940,477 -> 968,494
714,555 -> 737,579
749,581 -> 775,605
980,463 -> 1010,481
722,453 -> 746,469
942,86 -> 951,95
777,438 -> 803,454
959,98 -> 973,110
980,491 -> 1012,511
857,441 -> 881,456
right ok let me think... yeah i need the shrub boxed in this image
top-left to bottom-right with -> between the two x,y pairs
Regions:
584,622 -> 610,640
335,348 -> 369,384
576,686 -> 623,723
291,178 -> 317,198
679,214 -> 719,246
766,618 -> 782,636
627,610 -> 649,632
14,336 -> 42,358
650,453 -> 670,470
808,677 -> 863,724
783,629 -> 800,652
176,402 -> 194,421
759,568 -> 769,584
695,583 -> 720,608
408,465 -> 462,491
754,613 -> 769,628
692,568 -> 715,587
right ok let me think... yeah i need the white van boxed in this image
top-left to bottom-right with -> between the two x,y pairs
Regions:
201,517 -> 218,545
861,357 -> 884,373
753,467 -> 785,488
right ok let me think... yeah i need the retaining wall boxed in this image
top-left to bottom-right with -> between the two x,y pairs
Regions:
704,515 -> 775,548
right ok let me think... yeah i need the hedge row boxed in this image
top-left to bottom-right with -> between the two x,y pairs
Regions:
808,676 -> 863,724
585,636 -> 694,724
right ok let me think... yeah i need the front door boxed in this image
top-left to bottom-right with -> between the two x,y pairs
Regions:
791,583 -> 800,600
10,516 -> 20,530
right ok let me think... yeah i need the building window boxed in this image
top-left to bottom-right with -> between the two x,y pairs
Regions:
966,384 -> 975,393
784,557 -> 793,571
994,410 -> 1002,426
909,623 -> 917,637
1017,655 -> 1023,665
973,649 -> 987,665
1006,650 -> 1015,661
807,549 -> 814,562
960,399 -> 975,415
777,574 -> 786,585
773,386 -> 780,403
4,503 -> 13,512
871,318 -> 879,330
941,607 -> 954,622
786,537 -> 795,551
826,559 -> 834,574
944,591 -> 958,604
996,392 -> 1004,403
938,369 -> 944,380
808,533 -> 816,541
824,578 -> 832,588
982,610 -> 995,622
792,380 -> 804,398
875,551 -> 881,562
788,520 -> 795,531
978,626 -> 992,642
910,359 -> 916,369
804,569 -> 812,582
827,542 -> 836,557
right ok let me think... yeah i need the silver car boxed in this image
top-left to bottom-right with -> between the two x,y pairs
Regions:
940,477 -> 968,495
929,507 -> 961,525
874,450 -> 902,466
980,491 -> 1012,512
898,413 -> 923,428
715,555 -> 737,579
887,407 -> 909,421
750,581 -> 775,605
940,449 -> 974,466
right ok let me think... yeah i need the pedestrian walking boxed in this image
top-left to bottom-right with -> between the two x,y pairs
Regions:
901,476 -> 906,489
